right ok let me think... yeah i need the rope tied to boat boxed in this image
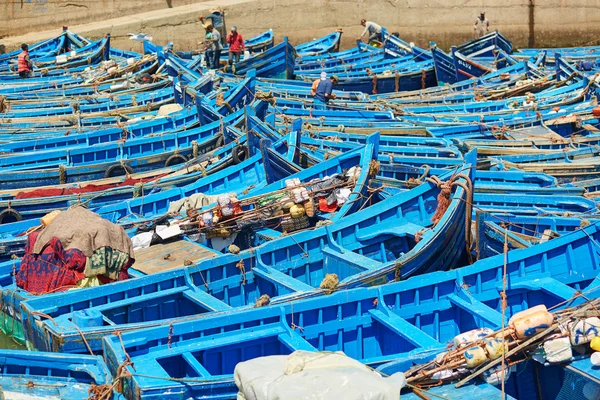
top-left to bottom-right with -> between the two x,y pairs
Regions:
427,176 -> 452,226
421,70 -> 426,90
394,71 -> 400,92
320,273 -> 339,293
236,259 -> 247,285
372,74 -> 378,95
255,90 -> 277,106
368,160 -> 380,177
59,165 -> 67,184
190,139 -> 199,158
133,183 -> 143,198
0,96 -> 6,113
254,294 -> 271,308
87,384 -> 114,400
394,260 -> 403,281
427,172 -> 474,263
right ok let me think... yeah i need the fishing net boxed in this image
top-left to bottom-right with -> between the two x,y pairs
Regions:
554,369 -> 600,400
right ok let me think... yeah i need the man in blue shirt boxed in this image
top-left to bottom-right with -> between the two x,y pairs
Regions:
313,75 -> 338,109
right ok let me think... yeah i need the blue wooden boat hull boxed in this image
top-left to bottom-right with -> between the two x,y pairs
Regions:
19,152 -> 471,354
0,350 -> 122,400
101,220 -> 600,399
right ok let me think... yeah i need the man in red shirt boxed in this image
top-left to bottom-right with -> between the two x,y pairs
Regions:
18,43 -> 33,78
226,26 -> 245,65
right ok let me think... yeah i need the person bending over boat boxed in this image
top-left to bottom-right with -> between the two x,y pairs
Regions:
310,71 -> 328,96
199,8 -> 226,46
474,11 -> 489,38
18,43 -> 33,78
227,26 -> 245,65
358,19 -> 383,44
313,75 -> 338,109
207,25 -> 223,70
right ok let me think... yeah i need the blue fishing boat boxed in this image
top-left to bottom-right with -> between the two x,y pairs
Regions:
19,151 -> 472,354
0,350 -> 122,399
295,31 -> 343,57
475,212 -> 593,259
100,220 -> 600,399
228,37 -> 295,79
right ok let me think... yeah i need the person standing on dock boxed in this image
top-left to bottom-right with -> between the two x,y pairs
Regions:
313,75 -> 339,109
358,19 -> 383,44
17,44 -> 33,78
207,25 -> 223,70
473,11 -> 489,38
226,26 -> 245,65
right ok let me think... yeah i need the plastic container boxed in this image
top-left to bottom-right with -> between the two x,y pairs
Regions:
464,346 -> 487,368
590,352 -> 600,366
72,309 -> 103,328
569,317 -> 600,345
509,305 -> 554,339
590,336 -> 600,352
453,328 -> 494,348
56,55 -> 68,64
127,57 -> 135,66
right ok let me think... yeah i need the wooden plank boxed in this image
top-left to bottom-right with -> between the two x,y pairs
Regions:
133,240 -> 219,275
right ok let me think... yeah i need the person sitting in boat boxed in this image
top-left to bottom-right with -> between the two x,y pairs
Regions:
18,43 -> 33,78
207,25 -> 223,70
226,26 -> 245,65
358,19 -> 383,44
310,71 -> 328,96
474,11 -> 489,38
313,75 -> 339,109
577,60 -> 595,72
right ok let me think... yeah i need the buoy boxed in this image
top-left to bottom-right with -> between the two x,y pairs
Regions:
590,336 -> 600,352
453,328 -> 494,348
509,305 -> 554,339
290,204 -> 306,219
41,210 -> 61,226
464,346 -> 487,368
483,338 -> 507,360
568,317 -> 600,345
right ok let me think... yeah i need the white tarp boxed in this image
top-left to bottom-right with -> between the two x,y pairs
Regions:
235,351 -> 406,400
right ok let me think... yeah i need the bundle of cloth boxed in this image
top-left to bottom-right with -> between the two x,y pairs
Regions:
17,206 -> 134,294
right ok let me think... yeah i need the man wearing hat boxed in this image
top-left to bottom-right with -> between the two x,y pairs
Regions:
226,26 -> 245,65
199,8 -> 226,46
313,74 -> 339,110
358,19 -> 383,44
474,11 -> 489,38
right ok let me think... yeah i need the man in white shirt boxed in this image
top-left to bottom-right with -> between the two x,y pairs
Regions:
474,11 -> 489,38
358,19 -> 383,44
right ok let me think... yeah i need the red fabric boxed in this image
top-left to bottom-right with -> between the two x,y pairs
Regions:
227,32 -> 245,52
17,51 -> 30,73
15,174 -> 167,199
318,197 -> 337,212
16,232 -> 86,294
